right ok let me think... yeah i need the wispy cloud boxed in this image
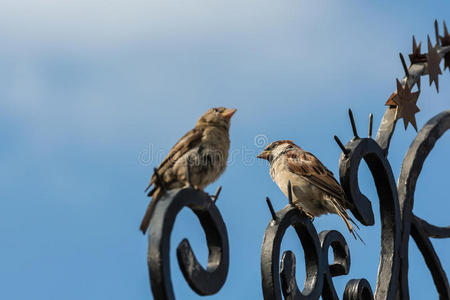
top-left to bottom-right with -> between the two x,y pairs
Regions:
0,0 -> 446,155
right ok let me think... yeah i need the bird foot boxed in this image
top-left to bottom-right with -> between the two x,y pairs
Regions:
302,210 -> 315,220
184,183 -> 200,190
292,204 -> 315,220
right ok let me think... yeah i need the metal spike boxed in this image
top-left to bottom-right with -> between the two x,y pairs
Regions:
444,21 -> 448,36
368,113 -> 373,138
266,197 -> 278,222
410,35 -> 426,64
287,180 -> 293,206
348,109 -> 359,139
435,19 -> 440,46
412,35 -> 423,53
334,135 -> 350,155
399,53 -> 409,77
153,168 -> 166,190
212,186 -> 222,203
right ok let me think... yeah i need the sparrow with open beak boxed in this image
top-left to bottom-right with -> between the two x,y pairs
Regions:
140,107 -> 237,234
257,140 -> 360,240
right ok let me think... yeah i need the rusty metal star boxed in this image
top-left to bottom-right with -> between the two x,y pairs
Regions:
385,92 -> 398,106
440,21 -> 450,71
416,76 -> 421,91
394,79 -> 420,131
427,35 -> 442,92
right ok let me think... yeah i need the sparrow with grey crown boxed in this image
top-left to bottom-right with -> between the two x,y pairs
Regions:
140,107 -> 237,234
257,140 -> 360,240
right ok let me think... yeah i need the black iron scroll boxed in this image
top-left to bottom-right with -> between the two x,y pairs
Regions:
261,109 -> 400,300
338,111 -> 401,300
147,187 -> 229,300
260,109 -> 449,300
261,203 -> 374,300
260,20 -> 450,300
397,110 -> 450,299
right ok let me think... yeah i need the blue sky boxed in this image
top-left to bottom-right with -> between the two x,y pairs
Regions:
0,1 -> 449,299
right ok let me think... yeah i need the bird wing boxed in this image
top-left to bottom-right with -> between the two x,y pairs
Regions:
145,126 -> 204,192
286,149 -> 362,241
285,150 -> 345,202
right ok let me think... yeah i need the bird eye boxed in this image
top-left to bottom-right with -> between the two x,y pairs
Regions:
213,108 -> 219,113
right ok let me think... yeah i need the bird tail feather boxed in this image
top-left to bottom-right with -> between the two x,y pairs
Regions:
144,182 -> 154,193
329,196 -> 365,244
139,188 -> 161,234
147,187 -> 156,197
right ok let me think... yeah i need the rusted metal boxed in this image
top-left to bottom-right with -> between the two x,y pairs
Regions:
393,79 -> 421,131
409,36 -> 427,64
427,35 -> 443,92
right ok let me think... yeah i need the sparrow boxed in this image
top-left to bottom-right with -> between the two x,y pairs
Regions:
257,140 -> 360,240
140,107 -> 237,234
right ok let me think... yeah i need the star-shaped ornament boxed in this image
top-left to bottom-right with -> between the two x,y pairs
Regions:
385,77 -> 421,107
440,21 -> 450,71
394,79 -> 420,131
427,35 -> 442,92
385,92 -> 398,106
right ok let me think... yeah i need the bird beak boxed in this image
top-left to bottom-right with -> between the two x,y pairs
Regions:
221,108 -> 237,119
257,150 -> 270,160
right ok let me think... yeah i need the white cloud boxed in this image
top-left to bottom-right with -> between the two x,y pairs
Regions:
1,0 -> 447,156
0,0 -> 334,47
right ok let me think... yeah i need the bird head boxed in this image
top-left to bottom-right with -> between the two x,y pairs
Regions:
196,107 -> 237,129
257,140 -> 299,162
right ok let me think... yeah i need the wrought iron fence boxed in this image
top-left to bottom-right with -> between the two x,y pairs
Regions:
144,20 -> 450,300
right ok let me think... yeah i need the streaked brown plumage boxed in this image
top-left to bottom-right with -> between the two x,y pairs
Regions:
257,140 -> 360,240
140,107 -> 236,234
